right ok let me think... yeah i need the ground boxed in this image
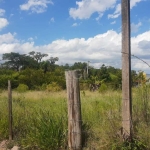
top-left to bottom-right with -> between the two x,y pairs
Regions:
0,140 -> 19,150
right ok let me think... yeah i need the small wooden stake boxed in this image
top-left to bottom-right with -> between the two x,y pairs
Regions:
8,80 -> 13,140
65,70 -> 82,150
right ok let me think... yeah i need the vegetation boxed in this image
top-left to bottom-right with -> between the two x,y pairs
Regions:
0,51 -> 149,149
0,51 -> 145,92
0,87 -> 150,149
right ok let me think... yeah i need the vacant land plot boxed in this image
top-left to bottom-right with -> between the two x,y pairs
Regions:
0,87 -> 150,149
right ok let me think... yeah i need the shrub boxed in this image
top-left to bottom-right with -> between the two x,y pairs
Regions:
80,82 -> 89,90
99,83 -> 108,93
16,84 -> 29,92
46,82 -> 62,92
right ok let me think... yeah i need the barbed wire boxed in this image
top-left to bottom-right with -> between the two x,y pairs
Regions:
121,51 -> 150,68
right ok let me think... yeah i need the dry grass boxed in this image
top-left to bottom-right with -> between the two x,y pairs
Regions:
0,87 -> 150,149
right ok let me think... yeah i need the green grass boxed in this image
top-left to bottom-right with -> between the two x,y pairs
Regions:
0,87 -> 150,149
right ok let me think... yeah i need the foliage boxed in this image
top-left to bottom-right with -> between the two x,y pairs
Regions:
28,51 -> 48,62
99,83 -> 108,93
24,110 -> 67,150
80,82 -> 89,90
112,138 -> 147,150
0,91 -> 68,149
0,88 -> 150,149
46,82 -> 62,92
2,52 -> 39,71
16,84 -> 29,92
0,51 -> 145,92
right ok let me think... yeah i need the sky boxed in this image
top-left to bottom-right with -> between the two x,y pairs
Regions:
0,0 -> 150,73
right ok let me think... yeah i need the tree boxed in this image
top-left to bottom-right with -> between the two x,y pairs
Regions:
48,57 -> 59,65
40,57 -> 59,73
2,52 -> 24,71
98,64 -> 111,82
131,70 -> 138,86
48,57 -> 59,71
28,51 -> 48,62
2,52 -> 39,71
137,71 -> 146,85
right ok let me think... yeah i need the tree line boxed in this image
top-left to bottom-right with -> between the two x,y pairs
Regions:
0,51 -> 146,91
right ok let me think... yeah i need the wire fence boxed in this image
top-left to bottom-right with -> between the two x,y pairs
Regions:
0,53 -> 150,149
0,79 -> 150,149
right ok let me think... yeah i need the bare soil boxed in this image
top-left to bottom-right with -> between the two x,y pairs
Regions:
0,140 -> 19,150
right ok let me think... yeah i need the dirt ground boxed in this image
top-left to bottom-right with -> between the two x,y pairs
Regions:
0,140 -> 19,150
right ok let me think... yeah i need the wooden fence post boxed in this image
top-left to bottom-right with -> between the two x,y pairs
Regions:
8,80 -> 13,140
65,70 -> 82,150
121,0 -> 132,139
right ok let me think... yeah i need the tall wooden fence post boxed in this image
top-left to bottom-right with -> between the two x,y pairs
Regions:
121,0 -> 132,139
65,70 -> 82,150
8,80 -> 13,140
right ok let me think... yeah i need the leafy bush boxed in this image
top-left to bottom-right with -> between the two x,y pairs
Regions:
80,82 -> 89,90
46,82 -> 62,92
112,138 -> 147,150
99,83 -> 108,93
16,84 -> 29,92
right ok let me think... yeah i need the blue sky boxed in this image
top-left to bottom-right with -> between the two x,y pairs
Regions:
0,0 -> 150,73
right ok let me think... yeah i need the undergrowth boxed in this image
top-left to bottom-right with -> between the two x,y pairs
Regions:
0,86 -> 150,149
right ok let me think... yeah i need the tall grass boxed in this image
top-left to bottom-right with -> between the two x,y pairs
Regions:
0,86 -> 150,149
0,91 -> 68,149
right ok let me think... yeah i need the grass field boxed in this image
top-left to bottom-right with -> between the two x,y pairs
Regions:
0,86 -> 150,149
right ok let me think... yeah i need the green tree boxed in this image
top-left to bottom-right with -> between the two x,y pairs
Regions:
2,52 -> 23,71
28,51 -> 48,62
98,64 -> 111,82
2,52 -> 39,71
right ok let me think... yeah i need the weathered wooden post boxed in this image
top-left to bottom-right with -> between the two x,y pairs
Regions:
8,80 -> 13,140
121,0 -> 132,139
65,70 -> 82,150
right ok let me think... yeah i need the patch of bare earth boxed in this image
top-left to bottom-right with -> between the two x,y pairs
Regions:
0,140 -> 19,150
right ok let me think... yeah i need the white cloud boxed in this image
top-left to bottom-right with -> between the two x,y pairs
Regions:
108,3 -> 121,19
131,22 -> 142,33
0,9 -> 9,30
69,0 -> 116,20
0,33 -> 17,44
0,18 -> 9,30
72,22 -> 81,27
108,0 -> 143,19
72,23 -> 78,27
50,17 -> 55,23
0,9 -> 5,16
28,37 -> 34,41
130,0 -> 142,9
20,0 -> 53,13
111,21 -> 116,24
1,30 -> 150,72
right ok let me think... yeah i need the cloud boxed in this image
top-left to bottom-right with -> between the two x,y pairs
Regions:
0,33 -> 17,44
72,23 -> 78,27
108,3 -> 121,19
72,22 -> 81,27
1,30 -> 150,72
0,9 -> 9,30
0,9 -> 5,16
0,18 -> 9,30
138,40 -> 150,50
69,0 -> 116,20
131,22 -> 142,33
20,0 -> 53,13
50,17 -> 55,23
111,21 -> 116,24
130,0 -> 143,9
108,0 -> 143,19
